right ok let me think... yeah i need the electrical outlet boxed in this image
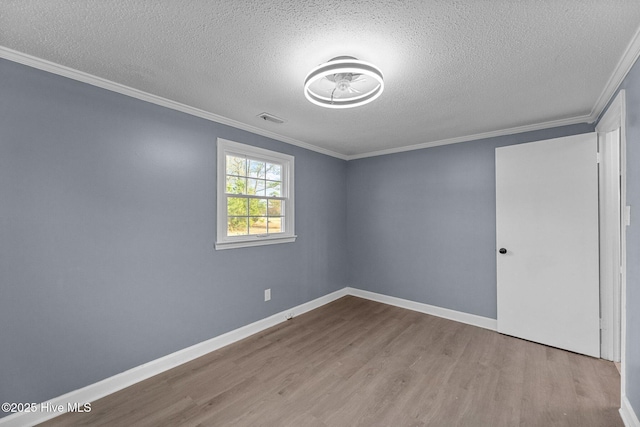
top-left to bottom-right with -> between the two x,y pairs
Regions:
264,289 -> 271,301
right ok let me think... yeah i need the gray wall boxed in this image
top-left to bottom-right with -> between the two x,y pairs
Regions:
601,55 -> 640,419
347,123 -> 594,319
3,49 -> 639,421
0,58 -> 348,408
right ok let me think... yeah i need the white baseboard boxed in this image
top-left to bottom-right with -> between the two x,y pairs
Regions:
6,286 -> 634,426
1,286 -> 497,426
621,394 -> 640,427
0,287 -> 531,427
0,288 -> 349,427
346,287 -> 497,331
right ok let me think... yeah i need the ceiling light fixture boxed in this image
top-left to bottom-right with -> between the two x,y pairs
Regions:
304,56 -> 384,109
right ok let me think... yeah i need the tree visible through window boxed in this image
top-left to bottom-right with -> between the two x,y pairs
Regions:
226,155 -> 283,236
216,138 -> 295,250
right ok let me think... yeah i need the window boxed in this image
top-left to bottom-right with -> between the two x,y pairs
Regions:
216,138 -> 295,250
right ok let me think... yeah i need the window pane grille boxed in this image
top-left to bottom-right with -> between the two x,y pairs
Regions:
225,154 -> 285,237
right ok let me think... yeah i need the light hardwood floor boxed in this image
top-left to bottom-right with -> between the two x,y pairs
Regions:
41,296 -> 622,426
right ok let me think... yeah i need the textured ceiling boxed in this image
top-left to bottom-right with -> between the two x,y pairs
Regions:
1,1 -> 640,158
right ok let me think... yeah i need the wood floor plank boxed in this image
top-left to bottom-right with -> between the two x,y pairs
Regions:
39,296 -> 622,427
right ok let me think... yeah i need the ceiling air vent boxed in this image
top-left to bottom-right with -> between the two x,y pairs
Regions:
257,112 -> 285,124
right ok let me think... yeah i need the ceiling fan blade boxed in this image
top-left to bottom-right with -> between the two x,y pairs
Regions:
318,78 -> 335,89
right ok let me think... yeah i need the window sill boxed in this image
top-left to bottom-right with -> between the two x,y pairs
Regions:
215,235 -> 297,250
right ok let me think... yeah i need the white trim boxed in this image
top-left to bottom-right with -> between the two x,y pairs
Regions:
0,40 -> 591,161
4,36 -> 640,162
596,90 -> 626,364
621,394 -> 640,427
620,91 -> 629,415
596,129 -> 618,361
598,90 -> 627,133
596,90 -> 628,411
344,114 -> 592,160
346,287 -> 497,331
591,25 -> 640,124
0,288 -> 349,427
23,286 -> 640,426
0,46 -> 348,161
215,235 -> 297,250
0,287 -> 499,426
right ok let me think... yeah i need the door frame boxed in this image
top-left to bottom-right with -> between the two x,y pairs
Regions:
595,89 -> 627,388
598,125 -> 622,362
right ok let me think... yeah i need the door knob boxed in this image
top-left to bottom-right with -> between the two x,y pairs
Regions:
499,248 -> 507,254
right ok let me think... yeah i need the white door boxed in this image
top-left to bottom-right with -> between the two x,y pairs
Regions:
496,133 -> 600,358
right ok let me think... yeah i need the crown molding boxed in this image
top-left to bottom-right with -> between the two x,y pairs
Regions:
0,46 -> 348,161
590,24 -> 640,123
345,114 -> 592,160
4,19 -> 640,163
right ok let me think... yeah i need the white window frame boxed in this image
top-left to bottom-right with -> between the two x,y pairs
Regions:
215,138 -> 296,250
